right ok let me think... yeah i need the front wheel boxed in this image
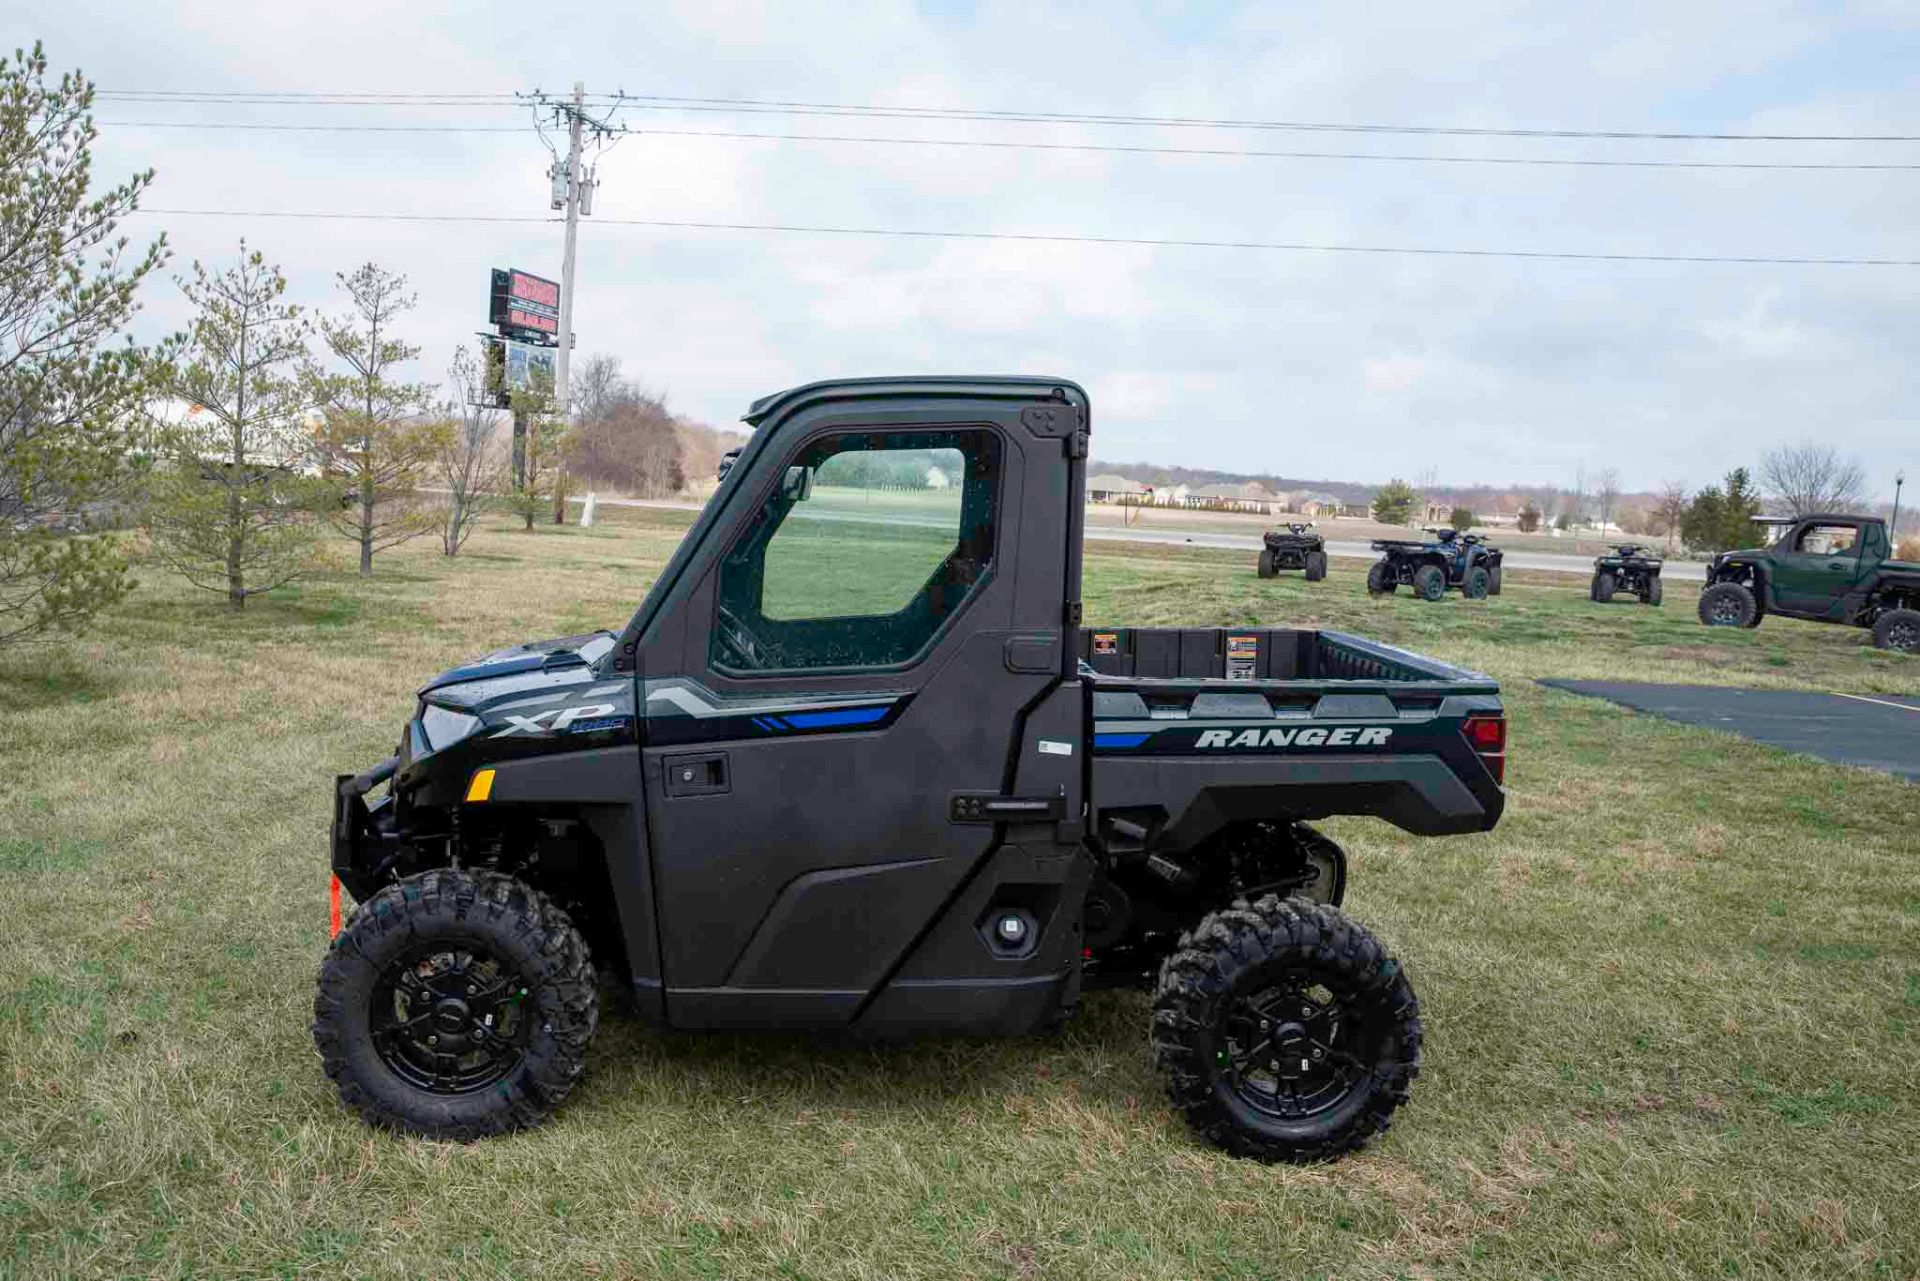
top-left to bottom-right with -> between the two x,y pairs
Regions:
1153,896 -> 1420,1163
1698,581 -> 1757,629
1257,548 -> 1277,578
1304,550 -> 1327,582
1412,564 -> 1447,601
313,869 -> 599,1140
1644,575 -> 1663,606
1592,570 -> 1616,602
1873,607 -> 1920,653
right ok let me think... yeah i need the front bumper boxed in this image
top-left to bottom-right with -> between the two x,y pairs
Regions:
331,757 -> 398,899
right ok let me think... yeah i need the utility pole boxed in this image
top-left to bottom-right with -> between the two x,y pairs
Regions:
556,81 -> 585,412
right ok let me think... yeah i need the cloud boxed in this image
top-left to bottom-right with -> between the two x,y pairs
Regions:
34,0 -> 1920,492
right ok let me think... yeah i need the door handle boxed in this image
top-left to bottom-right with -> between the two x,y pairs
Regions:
1826,562 -> 1850,571
664,752 -> 730,797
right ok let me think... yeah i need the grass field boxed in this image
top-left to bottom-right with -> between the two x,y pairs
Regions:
2,507 -> 1917,1279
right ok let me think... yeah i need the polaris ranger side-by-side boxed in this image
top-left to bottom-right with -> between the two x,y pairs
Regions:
1697,513 -> 1920,652
319,377 -> 1507,1162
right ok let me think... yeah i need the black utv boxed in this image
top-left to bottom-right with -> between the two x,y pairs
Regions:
1257,523 -> 1328,580
1367,528 -> 1504,601
1591,544 -> 1664,606
319,377 -> 1509,1163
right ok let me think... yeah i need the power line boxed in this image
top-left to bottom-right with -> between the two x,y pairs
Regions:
95,87 -> 1920,142
133,208 -> 1920,266
97,118 -> 1920,170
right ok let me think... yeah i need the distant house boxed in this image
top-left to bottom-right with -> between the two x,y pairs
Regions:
1153,482 -> 1191,507
1086,473 -> 1151,503
1291,491 -> 1345,517
924,465 -> 951,489
1188,481 -> 1277,515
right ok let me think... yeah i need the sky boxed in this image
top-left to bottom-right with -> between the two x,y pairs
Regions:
25,0 -> 1920,496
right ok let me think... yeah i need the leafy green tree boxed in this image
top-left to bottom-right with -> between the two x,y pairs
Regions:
147,247 -> 329,609
308,264 -> 441,574
0,44 -> 166,646
503,368 -> 569,532
1448,506 -> 1476,531
1371,478 -> 1417,525
1679,467 -> 1764,553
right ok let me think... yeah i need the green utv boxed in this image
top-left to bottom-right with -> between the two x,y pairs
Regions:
318,377 -> 1510,1162
1697,513 -> 1920,652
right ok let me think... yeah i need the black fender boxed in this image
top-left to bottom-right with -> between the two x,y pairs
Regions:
445,747 -> 664,1021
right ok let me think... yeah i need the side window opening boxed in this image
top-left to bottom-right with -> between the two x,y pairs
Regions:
711,429 -> 1001,673
1797,524 -> 1858,557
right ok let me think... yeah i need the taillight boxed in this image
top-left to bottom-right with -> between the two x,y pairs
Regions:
1464,713 -> 1506,784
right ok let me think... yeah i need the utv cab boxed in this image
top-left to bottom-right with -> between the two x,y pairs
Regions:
1591,544 -> 1664,606
1367,528 -> 1504,601
1257,523 -> 1328,580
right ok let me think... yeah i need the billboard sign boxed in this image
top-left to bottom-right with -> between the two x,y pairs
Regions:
482,335 -> 556,407
489,267 -> 560,339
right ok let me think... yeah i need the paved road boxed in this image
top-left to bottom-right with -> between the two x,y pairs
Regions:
569,493 -> 1702,581
1543,681 -> 1920,780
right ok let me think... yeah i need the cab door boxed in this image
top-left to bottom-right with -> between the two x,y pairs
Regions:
1773,520 -> 1868,618
632,402 -> 1080,1030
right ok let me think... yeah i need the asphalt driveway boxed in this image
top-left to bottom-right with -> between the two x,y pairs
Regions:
1540,680 -> 1920,781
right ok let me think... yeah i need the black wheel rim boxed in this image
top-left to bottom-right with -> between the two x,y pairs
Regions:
1215,970 -> 1372,1120
372,939 -> 532,1094
1890,619 -> 1919,651
1708,593 -> 1742,624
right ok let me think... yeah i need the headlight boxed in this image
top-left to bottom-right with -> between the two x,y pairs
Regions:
419,703 -> 483,751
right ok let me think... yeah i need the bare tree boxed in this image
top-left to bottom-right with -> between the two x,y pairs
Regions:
1652,480 -> 1688,551
1759,440 -> 1867,517
308,264 -> 442,573
1594,467 -> 1621,534
437,347 -> 506,556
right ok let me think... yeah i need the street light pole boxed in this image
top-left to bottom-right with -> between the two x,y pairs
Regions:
1893,470 -> 1906,542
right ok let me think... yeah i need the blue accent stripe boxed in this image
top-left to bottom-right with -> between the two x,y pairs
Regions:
1093,732 -> 1151,749
781,705 -> 890,729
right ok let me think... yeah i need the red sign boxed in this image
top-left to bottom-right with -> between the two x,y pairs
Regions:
509,270 -> 559,312
507,305 -> 558,335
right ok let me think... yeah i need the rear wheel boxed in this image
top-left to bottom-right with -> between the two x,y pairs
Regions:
1644,575 -> 1663,606
1592,570 -> 1616,602
1257,549 -> 1277,578
1153,896 -> 1420,1163
1488,564 -> 1503,596
1698,581 -> 1757,629
313,869 -> 599,1140
1412,564 -> 1447,601
1464,567 -> 1490,599
1366,560 -> 1394,596
1873,607 -> 1920,653
1304,551 -> 1327,582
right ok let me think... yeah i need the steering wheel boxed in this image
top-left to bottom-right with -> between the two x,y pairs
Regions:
714,603 -> 764,669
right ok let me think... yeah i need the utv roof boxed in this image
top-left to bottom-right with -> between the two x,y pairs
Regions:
744,375 -> 1087,426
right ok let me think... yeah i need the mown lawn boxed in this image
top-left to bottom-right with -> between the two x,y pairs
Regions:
2,508 -> 1916,1279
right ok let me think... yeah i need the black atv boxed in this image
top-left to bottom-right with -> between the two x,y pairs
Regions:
1367,528 -> 1504,601
1258,523 -> 1328,580
1591,543 -> 1663,606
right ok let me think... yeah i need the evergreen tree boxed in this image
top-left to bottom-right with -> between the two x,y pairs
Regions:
147,247 -> 329,608
0,44 -> 166,645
